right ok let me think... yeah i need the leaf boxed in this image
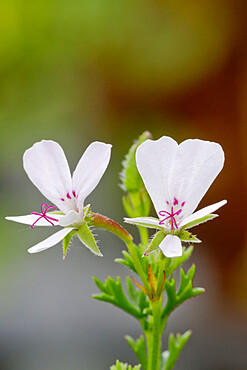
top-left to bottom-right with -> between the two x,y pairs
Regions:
165,246 -> 194,277
120,131 -> 152,193
162,265 -> 204,319
110,360 -> 141,370
161,330 -> 192,370
115,243 -> 149,276
77,222 -> 102,256
125,335 -> 147,370
93,276 -> 148,319
181,214 -> 218,230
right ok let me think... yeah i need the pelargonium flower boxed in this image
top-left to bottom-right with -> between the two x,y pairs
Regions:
124,136 -> 227,258
6,140 -> 112,256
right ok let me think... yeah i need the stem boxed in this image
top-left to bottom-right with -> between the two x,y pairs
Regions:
150,300 -> 162,370
156,254 -> 167,297
126,240 -> 151,296
138,225 -> 149,246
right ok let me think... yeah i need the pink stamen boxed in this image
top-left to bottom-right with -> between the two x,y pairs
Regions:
31,203 -> 58,229
173,197 -> 178,205
67,193 -> 71,199
72,190 -> 76,198
61,198 -> 65,201
166,201 -> 169,205
181,201 -> 185,207
159,206 -> 182,230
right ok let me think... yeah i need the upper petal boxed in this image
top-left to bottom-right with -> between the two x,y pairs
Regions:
28,227 -> 76,253
23,140 -> 72,213
72,142 -> 112,214
136,137 -> 178,215
59,210 -> 84,227
159,234 -> 182,258
168,139 -> 225,218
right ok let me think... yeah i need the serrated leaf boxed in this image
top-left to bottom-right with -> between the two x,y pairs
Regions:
143,231 -> 165,256
120,131 -> 152,193
177,230 -> 201,243
125,335 -> 147,370
181,214 -> 218,230
62,229 -> 77,259
161,330 -> 192,370
165,246 -> 194,277
77,222 -> 102,256
110,360 -> 141,370
162,265 -> 204,319
93,276 -> 147,319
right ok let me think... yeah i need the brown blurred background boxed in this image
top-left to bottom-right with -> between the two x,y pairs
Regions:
0,0 -> 247,369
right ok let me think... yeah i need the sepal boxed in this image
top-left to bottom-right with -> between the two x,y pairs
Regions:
110,360 -> 141,370
177,230 -> 201,243
161,330 -> 192,370
62,229 -> 77,259
143,231 -> 166,256
77,222 -> 102,256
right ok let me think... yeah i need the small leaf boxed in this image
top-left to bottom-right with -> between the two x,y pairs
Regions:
125,335 -> 147,370
120,131 -> 152,193
77,223 -> 102,256
62,229 -> 77,259
110,360 -> 141,370
165,246 -> 194,277
143,231 -> 165,256
181,214 -> 218,230
161,330 -> 192,370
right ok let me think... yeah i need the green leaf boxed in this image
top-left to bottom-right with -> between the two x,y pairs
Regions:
77,222 -> 102,256
177,230 -> 201,243
120,131 -> 152,193
122,190 -> 151,218
143,231 -> 165,256
181,214 -> 218,230
162,265 -> 204,319
165,246 -> 194,277
115,243 -> 149,276
125,335 -> 147,370
93,276 -> 148,319
62,229 -> 77,259
161,330 -> 192,370
110,360 -> 141,370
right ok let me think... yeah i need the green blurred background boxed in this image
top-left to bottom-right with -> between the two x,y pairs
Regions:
1,0 -> 247,369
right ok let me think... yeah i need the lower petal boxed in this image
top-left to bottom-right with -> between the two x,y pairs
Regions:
28,227 -> 76,254
5,214 -> 62,227
124,217 -> 162,230
59,210 -> 84,227
159,235 -> 182,258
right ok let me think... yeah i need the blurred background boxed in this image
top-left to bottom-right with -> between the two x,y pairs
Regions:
0,0 -> 247,369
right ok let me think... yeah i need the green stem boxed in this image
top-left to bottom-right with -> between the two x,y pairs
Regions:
150,300 -> 162,370
126,240 -> 151,296
156,254 -> 167,297
138,225 -> 149,246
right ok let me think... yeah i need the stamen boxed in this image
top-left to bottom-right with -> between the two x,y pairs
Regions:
166,201 -> 169,205
159,206 -> 182,230
31,203 -> 58,228
173,197 -> 178,205
181,201 -> 185,207
61,198 -> 65,201
67,193 -> 71,199
72,190 -> 76,198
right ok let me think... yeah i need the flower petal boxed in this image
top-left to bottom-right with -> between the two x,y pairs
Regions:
23,140 -> 73,213
124,216 -> 163,230
168,139 -> 225,218
59,210 -> 84,227
5,213 -> 63,226
136,137 -> 178,215
159,234 -> 182,258
27,227 -> 76,253
179,199 -> 227,228
72,142 -> 112,214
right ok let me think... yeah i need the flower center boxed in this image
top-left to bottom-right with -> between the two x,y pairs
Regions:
31,203 -> 59,228
158,198 -> 185,230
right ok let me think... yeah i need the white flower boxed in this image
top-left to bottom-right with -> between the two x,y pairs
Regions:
6,140 -> 112,255
124,136 -> 227,258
